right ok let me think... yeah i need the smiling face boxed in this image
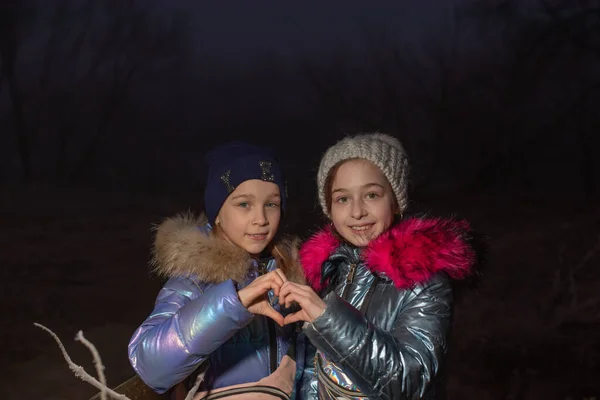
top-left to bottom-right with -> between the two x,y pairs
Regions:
328,159 -> 397,247
215,179 -> 281,256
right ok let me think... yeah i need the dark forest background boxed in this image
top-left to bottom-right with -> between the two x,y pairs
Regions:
1,1 -> 599,399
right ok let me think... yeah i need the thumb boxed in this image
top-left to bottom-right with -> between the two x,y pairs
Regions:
283,311 -> 305,325
240,280 -> 275,308
258,304 -> 285,327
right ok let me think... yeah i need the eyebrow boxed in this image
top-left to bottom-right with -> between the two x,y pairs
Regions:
332,183 -> 385,194
230,193 -> 254,200
230,192 -> 280,200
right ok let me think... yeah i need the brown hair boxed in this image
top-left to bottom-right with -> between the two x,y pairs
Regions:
323,161 -> 345,216
271,239 -> 300,279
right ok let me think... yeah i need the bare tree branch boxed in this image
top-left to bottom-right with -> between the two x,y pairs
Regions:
34,323 -> 129,400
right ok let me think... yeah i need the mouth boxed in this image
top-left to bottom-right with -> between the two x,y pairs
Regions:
349,224 -> 374,232
247,233 -> 269,241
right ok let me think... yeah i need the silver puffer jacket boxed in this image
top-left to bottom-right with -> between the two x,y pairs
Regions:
294,216 -> 478,400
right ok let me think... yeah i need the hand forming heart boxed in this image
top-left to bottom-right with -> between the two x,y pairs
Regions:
237,269 -> 327,326
237,269 -> 288,326
278,282 -> 327,325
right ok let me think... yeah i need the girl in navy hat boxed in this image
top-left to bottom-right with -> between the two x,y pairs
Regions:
128,141 -> 305,399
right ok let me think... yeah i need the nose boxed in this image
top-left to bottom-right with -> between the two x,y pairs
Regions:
350,199 -> 367,219
253,208 -> 269,226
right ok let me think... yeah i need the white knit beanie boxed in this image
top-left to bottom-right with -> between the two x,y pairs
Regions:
317,133 -> 409,218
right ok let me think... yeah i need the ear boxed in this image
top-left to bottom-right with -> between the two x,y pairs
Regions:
215,215 -> 221,226
393,200 -> 402,216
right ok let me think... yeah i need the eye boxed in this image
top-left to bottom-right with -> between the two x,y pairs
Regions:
237,202 -> 250,208
366,192 -> 380,199
266,202 -> 280,208
335,196 -> 348,204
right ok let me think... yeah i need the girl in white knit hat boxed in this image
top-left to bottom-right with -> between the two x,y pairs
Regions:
279,133 -> 479,399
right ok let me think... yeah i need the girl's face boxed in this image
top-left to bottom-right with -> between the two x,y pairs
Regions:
329,159 -> 397,247
215,179 -> 281,256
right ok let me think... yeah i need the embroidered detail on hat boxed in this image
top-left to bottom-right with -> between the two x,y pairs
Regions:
259,161 -> 275,182
220,170 -> 234,193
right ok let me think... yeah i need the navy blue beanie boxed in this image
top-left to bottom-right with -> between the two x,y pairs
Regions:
204,141 -> 287,224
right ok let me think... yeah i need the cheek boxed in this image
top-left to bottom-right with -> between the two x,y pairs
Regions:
331,215 -> 347,235
268,207 -> 281,220
270,215 -> 281,232
382,207 -> 396,229
373,202 -> 395,227
220,213 -> 244,237
330,208 -> 344,228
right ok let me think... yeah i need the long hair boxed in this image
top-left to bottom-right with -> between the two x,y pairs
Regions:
211,224 -> 300,280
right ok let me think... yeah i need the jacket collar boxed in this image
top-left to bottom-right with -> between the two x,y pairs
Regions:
151,211 -> 305,284
299,216 -> 477,290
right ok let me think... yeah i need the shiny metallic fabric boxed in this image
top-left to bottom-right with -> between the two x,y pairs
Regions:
301,244 -> 453,400
129,258 -> 297,394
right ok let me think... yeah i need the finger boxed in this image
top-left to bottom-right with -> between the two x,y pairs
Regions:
278,281 -> 292,298
283,310 -> 308,325
280,281 -> 301,295
279,284 -> 308,308
291,283 -> 313,295
258,273 -> 284,291
278,291 -> 295,309
273,268 -> 288,284
244,279 -> 282,304
278,283 -> 298,307
265,271 -> 285,296
282,291 -> 307,309
259,304 -> 285,327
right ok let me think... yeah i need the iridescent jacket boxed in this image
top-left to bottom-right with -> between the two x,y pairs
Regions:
127,212 -> 305,394
295,216 -> 478,400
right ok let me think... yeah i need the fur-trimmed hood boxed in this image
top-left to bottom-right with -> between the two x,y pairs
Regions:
151,212 -> 305,284
299,216 -> 477,291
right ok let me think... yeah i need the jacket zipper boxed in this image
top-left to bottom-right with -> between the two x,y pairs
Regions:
267,318 -> 277,374
258,260 -> 278,374
341,263 -> 357,298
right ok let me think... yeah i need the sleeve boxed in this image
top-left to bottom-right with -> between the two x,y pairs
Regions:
127,277 -> 254,394
303,273 -> 452,400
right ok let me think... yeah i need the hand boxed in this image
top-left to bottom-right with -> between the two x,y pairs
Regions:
238,269 -> 287,326
278,282 -> 327,325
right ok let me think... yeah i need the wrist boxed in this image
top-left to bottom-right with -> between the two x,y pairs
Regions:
310,303 -> 327,323
237,287 -> 249,308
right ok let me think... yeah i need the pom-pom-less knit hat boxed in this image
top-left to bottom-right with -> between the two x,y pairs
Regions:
317,133 -> 409,218
204,141 -> 286,224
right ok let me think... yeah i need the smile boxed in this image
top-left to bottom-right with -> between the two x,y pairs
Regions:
350,224 -> 373,232
247,233 -> 268,240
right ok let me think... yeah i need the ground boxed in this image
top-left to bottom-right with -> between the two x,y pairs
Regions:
1,185 -> 598,400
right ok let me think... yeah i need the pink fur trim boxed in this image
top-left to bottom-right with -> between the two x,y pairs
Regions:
299,217 -> 476,290
299,226 -> 340,291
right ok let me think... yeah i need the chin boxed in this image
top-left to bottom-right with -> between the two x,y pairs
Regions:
342,233 -> 369,247
344,228 -> 383,247
244,243 -> 269,256
348,239 -> 367,247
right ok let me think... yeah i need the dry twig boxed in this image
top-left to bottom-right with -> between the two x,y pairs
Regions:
34,322 -> 130,400
34,322 -> 203,400
76,330 -> 108,400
